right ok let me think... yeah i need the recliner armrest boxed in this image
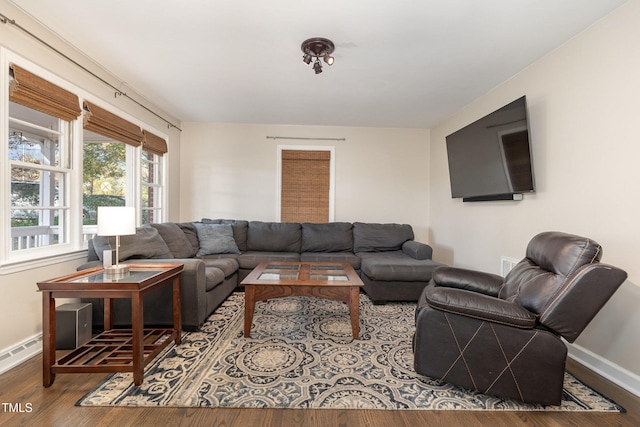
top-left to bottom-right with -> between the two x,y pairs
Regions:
432,266 -> 504,297
426,286 -> 536,328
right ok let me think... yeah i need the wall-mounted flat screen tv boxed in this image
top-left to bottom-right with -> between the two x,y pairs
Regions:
445,96 -> 535,202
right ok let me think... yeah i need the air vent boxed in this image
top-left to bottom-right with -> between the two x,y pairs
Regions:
501,256 -> 519,277
0,334 -> 42,375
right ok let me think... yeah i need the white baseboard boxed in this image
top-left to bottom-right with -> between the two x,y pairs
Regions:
0,333 -> 42,375
568,342 -> 640,398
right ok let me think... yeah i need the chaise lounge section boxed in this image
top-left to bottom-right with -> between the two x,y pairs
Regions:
79,219 -> 444,331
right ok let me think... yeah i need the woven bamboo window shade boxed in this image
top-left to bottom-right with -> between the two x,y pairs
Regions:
83,101 -> 144,146
9,64 -> 82,121
143,130 -> 167,155
281,150 -> 330,223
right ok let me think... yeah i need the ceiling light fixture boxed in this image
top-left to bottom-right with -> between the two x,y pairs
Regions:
301,37 -> 335,74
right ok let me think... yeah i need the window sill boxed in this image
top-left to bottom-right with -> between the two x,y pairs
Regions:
0,250 -> 88,275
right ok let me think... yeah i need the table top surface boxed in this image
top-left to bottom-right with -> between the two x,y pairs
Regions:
241,261 -> 363,287
37,263 -> 184,291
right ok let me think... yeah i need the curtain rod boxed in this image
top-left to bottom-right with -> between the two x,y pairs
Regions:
1,12 -> 182,132
266,136 -> 346,141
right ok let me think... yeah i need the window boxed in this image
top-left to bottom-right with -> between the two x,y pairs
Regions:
277,146 -> 335,223
9,102 -> 71,251
82,130 -> 126,226
2,54 -> 168,270
141,150 -> 163,225
141,130 -> 167,225
5,62 -> 81,263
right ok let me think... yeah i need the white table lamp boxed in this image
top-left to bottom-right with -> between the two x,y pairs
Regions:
97,206 -> 136,277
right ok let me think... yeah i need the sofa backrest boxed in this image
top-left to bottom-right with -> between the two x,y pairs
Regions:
301,222 -> 353,253
246,221 -> 302,252
151,222 -> 198,258
352,222 -> 414,253
87,220 -> 420,260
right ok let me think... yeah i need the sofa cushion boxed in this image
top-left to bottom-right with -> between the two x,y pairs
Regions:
246,221 -> 301,252
301,222 -> 353,252
353,222 -> 414,253
150,222 -> 197,258
204,267 -> 226,292
93,226 -> 174,262
358,251 -> 441,281
201,257 -> 240,278
194,223 -> 241,256
202,219 -> 249,252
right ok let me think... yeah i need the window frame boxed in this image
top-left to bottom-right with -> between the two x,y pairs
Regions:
1,49 -> 169,274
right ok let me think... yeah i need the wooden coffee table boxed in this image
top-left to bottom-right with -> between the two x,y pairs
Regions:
241,261 -> 364,339
37,263 -> 183,387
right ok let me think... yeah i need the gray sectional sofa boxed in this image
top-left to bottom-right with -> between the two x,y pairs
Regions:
79,219 -> 443,331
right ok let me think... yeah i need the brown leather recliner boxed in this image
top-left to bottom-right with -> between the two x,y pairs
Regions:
412,231 -> 627,406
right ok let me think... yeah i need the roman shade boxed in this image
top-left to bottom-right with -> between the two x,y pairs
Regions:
83,100 -> 144,146
9,63 -> 82,121
281,150 -> 330,223
142,130 -> 167,156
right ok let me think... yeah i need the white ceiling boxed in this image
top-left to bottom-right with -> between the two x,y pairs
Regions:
10,0 -> 628,128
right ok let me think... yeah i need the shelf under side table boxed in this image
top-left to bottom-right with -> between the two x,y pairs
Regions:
53,328 -> 177,373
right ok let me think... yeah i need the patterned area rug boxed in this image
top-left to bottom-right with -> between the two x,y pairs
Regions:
77,292 -> 623,411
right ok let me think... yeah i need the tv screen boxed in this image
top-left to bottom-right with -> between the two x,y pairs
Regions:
445,96 -> 535,201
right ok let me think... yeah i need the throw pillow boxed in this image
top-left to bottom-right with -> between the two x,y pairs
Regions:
194,223 -> 241,256
201,218 -> 249,252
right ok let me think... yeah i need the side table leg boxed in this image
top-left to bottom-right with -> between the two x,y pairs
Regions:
42,291 -> 56,387
131,292 -> 144,386
244,285 -> 256,338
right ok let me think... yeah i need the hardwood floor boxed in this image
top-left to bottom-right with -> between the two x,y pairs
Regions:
0,355 -> 638,427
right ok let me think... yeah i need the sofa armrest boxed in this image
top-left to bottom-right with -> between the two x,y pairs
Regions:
402,240 -> 433,260
119,258 -> 208,329
426,286 -> 536,328
432,266 -> 504,297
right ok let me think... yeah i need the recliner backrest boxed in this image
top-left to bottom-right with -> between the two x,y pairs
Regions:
499,231 -> 626,341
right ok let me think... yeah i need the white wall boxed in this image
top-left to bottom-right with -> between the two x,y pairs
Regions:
429,0 -> 640,390
179,123 -> 431,242
0,0 -> 181,355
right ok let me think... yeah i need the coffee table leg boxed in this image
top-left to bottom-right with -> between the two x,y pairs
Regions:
349,287 -> 360,339
244,285 -> 256,338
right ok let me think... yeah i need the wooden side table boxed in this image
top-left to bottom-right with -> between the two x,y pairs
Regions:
37,263 -> 183,387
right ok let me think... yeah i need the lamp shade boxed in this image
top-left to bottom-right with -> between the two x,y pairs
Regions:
97,206 -> 136,236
